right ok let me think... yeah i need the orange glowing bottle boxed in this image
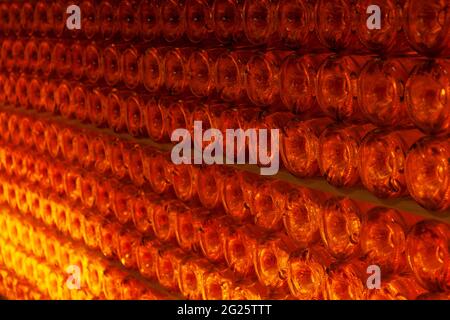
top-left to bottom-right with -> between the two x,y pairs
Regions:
223,224 -> 263,277
215,49 -> 254,104
281,117 -> 333,178
405,135 -> 450,211
283,187 -> 322,248
106,90 -> 127,133
118,0 -> 140,42
95,176 -> 114,217
33,1 -> 52,37
253,233 -> 296,289
198,214 -> 230,263
50,1 -> 67,38
103,44 -> 123,87
318,123 -> 374,188
358,128 -> 423,198
406,220 -> 450,292
189,101 -> 223,153
15,75 -> 29,109
359,57 -> 419,128
326,260 -> 367,300
88,88 -> 108,128
4,73 -> 17,107
70,42 -> 85,82
245,50 -> 292,107
54,81 -> 71,118
188,48 -> 225,98
243,0 -> 279,46
84,43 -> 104,85
142,47 -> 170,94
112,183 -> 140,224
144,97 -> 167,142
318,197 -> 363,260
360,207 -> 408,275
164,47 -> 195,96
287,244 -> 334,300
76,130 -> 95,168
280,53 -> 328,114
178,256 -> 211,300
406,59 -> 450,135
251,180 -> 290,231
37,40 -> 52,78
98,1 -> 119,41
20,2 -> 34,37
171,164 -> 199,202
212,0 -> 247,45
59,126 -> 79,164
122,45 -> 143,90
196,165 -> 225,210
404,0 -> 450,56
8,2 -> 21,37
45,122 -> 61,159
80,0 -> 99,40
315,0 -> 364,52
1,39 -> 14,73
155,245 -> 185,292
166,98 -> 197,141
12,39 -> 25,73
160,0 -> 187,43
91,135 -> 112,176
278,0 -> 322,50
125,94 -> 146,137
175,207 -> 208,252
124,144 -> 146,187
139,0 -> 161,42
152,199 -> 187,244
221,169 -> 252,221
24,40 -> 39,74
106,138 -> 128,181
355,0 -> 411,54
317,55 -> 370,122
143,151 -> 173,195
98,218 -> 121,258
28,78 -> 43,111
103,267 -> 127,299
135,237 -> 159,280
186,0 -> 216,44
0,6 -> 10,36
82,211 -> 102,250
116,227 -> 141,269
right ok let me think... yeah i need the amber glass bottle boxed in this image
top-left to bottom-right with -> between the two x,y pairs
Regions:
405,135 -> 450,211
406,220 -> 450,292
404,0 -> 450,56
406,59 -> 450,135
358,128 -> 423,198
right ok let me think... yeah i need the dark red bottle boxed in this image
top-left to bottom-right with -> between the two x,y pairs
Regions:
315,0 -> 365,52
98,1 -> 119,41
404,0 -> 450,57
139,0 -> 162,42
81,0 -> 99,40
161,0 -> 187,43
186,0 -> 216,44
212,0 -> 247,45
33,1 -> 52,37
119,0 -> 141,42
355,0 -> 411,54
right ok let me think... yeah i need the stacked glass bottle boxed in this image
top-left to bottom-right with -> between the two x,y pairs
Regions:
0,0 -> 448,300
